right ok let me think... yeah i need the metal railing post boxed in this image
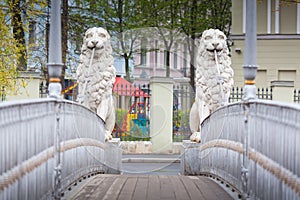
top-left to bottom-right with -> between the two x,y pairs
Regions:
242,0 -> 257,199
48,0 -> 63,98
243,0 -> 258,101
54,101 -> 62,199
47,0 -> 63,199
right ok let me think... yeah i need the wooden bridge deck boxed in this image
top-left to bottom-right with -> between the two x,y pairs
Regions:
64,174 -> 234,200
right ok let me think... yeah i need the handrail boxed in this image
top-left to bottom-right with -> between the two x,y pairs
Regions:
0,138 -> 108,192
0,98 -> 121,199
201,139 -> 300,196
182,100 -> 300,199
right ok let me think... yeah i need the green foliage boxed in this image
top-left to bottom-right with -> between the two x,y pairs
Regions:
205,0 -> 232,36
67,0 -> 231,80
115,108 -> 127,129
0,0 -> 46,95
0,9 -> 19,95
3,0 -> 47,70
173,109 -> 190,130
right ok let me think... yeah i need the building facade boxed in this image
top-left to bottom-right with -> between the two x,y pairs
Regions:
231,0 -> 300,89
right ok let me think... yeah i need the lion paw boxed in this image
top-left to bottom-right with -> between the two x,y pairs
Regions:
105,132 -> 112,142
190,132 -> 201,143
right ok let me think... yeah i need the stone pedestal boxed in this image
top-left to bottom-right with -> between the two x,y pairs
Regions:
150,77 -> 174,153
271,81 -> 294,103
180,140 -> 201,175
105,138 -> 122,174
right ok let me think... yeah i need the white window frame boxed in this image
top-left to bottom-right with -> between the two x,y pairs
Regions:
275,0 -> 280,34
267,0 -> 271,34
243,0 -> 246,34
297,3 -> 300,34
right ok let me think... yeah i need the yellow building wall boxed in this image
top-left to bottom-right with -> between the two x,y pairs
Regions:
6,72 -> 43,101
231,39 -> 300,89
231,0 -> 300,90
233,1 -> 299,34
232,0 -> 243,34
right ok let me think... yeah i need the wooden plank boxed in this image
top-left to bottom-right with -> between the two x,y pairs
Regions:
132,176 -> 148,200
147,175 -> 160,200
68,174 -> 234,200
102,176 -> 127,200
159,175 -> 176,199
88,176 -> 117,199
180,176 -> 205,200
70,176 -> 106,200
169,175 -> 190,200
196,177 -> 233,200
117,176 -> 138,200
192,176 -> 220,200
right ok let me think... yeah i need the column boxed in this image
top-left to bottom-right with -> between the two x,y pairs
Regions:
150,76 -> 174,153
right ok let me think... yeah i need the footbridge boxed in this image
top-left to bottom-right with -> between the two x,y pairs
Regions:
1,98 -> 300,199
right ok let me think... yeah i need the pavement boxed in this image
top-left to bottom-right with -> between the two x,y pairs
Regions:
121,154 -> 182,175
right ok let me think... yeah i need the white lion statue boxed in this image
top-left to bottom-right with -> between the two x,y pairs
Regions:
190,29 -> 234,143
76,27 -> 116,141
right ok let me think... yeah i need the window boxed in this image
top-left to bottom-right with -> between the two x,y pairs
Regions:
173,46 -> 178,69
141,40 -> 147,65
29,20 -> 37,45
278,70 -> 296,81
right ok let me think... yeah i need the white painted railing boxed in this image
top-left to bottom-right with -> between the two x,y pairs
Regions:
182,100 -> 300,199
0,99 -> 121,199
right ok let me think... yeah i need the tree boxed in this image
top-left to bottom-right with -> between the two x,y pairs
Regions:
5,0 -> 47,71
101,0 -> 144,81
65,0 -> 232,84
0,8 -> 20,96
67,0 -> 104,70
179,0 -> 207,90
67,0 -> 158,81
61,0 -> 68,89
141,0 -> 185,78
0,0 -> 46,96
179,0 -> 232,90
9,0 -> 27,71
205,0 -> 232,36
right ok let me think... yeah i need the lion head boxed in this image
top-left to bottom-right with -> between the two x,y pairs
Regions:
77,27 -> 115,110
199,29 -> 228,59
81,27 -> 112,58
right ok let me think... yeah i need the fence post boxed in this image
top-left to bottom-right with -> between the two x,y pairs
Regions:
271,81 -> 294,103
150,76 -> 174,153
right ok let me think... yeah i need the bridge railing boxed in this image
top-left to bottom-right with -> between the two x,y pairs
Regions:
0,98 -> 121,200
182,100 -> 300,199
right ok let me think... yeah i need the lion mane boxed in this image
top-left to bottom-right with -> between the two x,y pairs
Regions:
190,29 -> 234,143
76,27 -> 116,141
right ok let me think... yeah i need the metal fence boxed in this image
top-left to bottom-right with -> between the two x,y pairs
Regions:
113,82 -> 194,142
173,84 -> 194,142
294,89 -> 300,103
113,83 -> 151,141
0,99 -> 121,199
199,100 -> 300,199
229,87 -> 273,102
